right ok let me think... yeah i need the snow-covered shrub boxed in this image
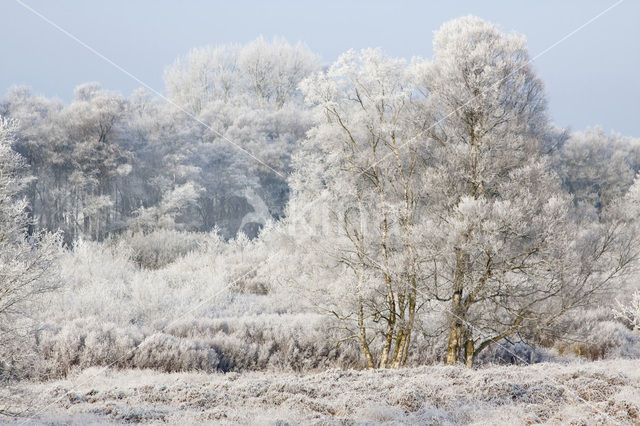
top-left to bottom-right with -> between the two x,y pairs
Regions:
36,320 -> 220,376
30,314 -> 363,377
0,318 -> 53,381
222,232 -> 272,295
476,342 -> 554,365
615,290 -> 640,332
50,240 -> 139,324
163,314 -> 363,372
123,229 -> 217,269
26,231 -> 639,380
132,333 -> 219,373
550,308 -> 640,360
37,318 -> 146,377
46,237 -> 231,326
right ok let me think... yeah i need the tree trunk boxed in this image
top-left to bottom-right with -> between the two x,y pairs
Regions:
464,337 -> 474,368
391,275 -> 417,368
401,329 -> 411,365
402,275 -> 417,365
379,310 -> 395,368
378,272 -> 396,368
390,330 -> 406,368
446,247 -> 468,366
446,312 -> 463,365
357,302 -> 375,369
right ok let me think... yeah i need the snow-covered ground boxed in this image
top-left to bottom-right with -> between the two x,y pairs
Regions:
2,360 -> 639,425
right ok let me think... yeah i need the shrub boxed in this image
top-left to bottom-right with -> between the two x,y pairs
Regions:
123,230 -> 218,269
549,308 -> 640,360
132,333 -> 219,373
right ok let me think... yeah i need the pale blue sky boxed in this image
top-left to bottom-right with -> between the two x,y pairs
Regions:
2,0 -> 639,136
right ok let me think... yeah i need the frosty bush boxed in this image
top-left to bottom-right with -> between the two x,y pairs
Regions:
30,232 -> 635,379
35,320 -> 218,376
123,229 -> 215,269
47,237 -> 230,326
29,314 -> 363,377
615,291 -> 640,332
133,333 -> 219,373
476,342 -> 553,365
37,318 -> 145,376
163,315 -> 363,372
549,308 -> 640,360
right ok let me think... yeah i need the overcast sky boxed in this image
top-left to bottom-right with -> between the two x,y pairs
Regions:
2,0 -> 638,136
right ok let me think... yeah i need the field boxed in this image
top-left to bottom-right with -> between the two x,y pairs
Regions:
3,360 -> 639,425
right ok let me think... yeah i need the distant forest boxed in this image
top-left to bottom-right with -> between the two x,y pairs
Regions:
3,36 -> 638,245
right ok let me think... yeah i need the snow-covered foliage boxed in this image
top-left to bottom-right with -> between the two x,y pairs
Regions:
0,117 -> 62,380
165,36 -> 319,112
615,292 -> 640,332
122,229 -> 212,269
32,314 -> 363,379
556,127 -> 640,212
548,308 -> 640,360
49,237 -> 231,325
1,223 -> 631,383
1,37 -> 317,243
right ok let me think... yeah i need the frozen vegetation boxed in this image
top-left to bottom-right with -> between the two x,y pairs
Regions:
1,15 -> 639,425
2,361 -> 639,424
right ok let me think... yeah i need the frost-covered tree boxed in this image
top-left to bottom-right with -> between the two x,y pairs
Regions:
164,45 -> 241,114
611,174 -> 640,332
285,17 -> 637,369
2,84 -> 130,242
414,16 -> 636,367
129,181 -> 201,231
1,86 -> 64,231
555,127 -> 640,212
0,117 -> 60,374
291,49 -> 430,369
239,36 -> 319,108
164,37 -> 319,113
0,37 -> 320,242
63,83 -> 128,239
163,38 -> 319,236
